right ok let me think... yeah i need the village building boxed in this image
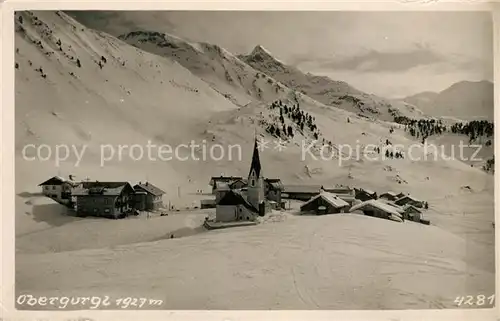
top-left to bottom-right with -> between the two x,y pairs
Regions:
215,190 -> 259,222
354,188 -> 378,202
349,199 -> 404,222
229,178 -> 248,190
72,181 -> 135,219
403,204 -> 423,222
396,192 -> 406,198
282,185 -> 322,201
264,178 -> 284,208
300,191 -> 350,215
38,175 -> 79,206
215,138 -> 269,222
133,181 -> 165,211
209,176 -> 242,194
134,191 -> 148,211
214,182 -> 231,203
379,191 -> 399,202
321,185 -> 356,205
394,195 -> 425,208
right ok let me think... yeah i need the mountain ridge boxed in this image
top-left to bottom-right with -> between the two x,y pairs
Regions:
119,30 -> 427,123
401,80 -> 493,121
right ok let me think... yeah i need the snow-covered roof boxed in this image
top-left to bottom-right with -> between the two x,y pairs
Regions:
134,182 -> 165,196
283,185 -> 322,194
350,200 -> 403,217
301,191 -> 349,209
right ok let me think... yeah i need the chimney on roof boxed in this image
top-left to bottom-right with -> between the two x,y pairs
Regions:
146,182 -> 149,186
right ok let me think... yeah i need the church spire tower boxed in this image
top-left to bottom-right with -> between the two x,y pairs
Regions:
248,137 -> 262,179
247,137 -> 265,210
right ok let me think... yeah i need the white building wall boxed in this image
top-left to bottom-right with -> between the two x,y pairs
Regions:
216,205 -> 257,222
247,177 -> 264,210
42,185 -> 62,199
216,205 -> 238,222
237,205 -> 256,221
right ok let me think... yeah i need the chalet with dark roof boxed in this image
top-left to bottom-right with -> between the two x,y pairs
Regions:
300,191 -> 350,215
282,185 -> 322,201
394,195 -> 425,208
264,178 -> 284,205
354,188 -> 378,202
72,181 -> 135,219
379,191 -> 399,201
133,181 -> 165,211
402,204 -> 423,222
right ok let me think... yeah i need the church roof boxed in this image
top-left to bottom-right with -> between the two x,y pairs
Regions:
218,189 -> 258,212
248,138 -> 262,178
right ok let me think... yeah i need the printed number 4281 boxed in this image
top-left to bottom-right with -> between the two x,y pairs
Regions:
454,295 -> 495,306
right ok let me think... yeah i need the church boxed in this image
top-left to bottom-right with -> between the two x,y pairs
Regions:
215,138 -> 272,222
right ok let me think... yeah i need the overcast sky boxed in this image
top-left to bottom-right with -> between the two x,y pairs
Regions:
70,11 -> 493,98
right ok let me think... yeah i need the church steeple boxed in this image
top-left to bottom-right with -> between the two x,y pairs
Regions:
248,137 -> 262,178
247,136 -> 265,212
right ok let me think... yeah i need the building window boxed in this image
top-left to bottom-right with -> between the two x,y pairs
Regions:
104,209 -> 110,213
104,198 -> 109,205
52,186 -> 56,190
93,208 -> 98,213
251,179 -> 255,186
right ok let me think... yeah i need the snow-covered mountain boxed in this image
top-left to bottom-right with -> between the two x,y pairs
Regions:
118,31 -> 298,107
402,80 -> 494,121
239,44 -> 423,121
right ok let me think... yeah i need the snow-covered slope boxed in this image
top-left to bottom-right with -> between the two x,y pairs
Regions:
118,31 -> 297,107
239,45 -> 424,122
402,81 -> 494,120
15,12 -> 241,153
14,10 -> 243,235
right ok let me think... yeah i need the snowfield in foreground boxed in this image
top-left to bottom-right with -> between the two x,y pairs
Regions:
16,214 -> 493,310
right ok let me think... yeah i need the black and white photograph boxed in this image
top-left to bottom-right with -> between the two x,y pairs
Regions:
11,8 -> 495,311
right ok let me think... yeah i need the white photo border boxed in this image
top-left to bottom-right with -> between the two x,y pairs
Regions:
1,1 -> 499,320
